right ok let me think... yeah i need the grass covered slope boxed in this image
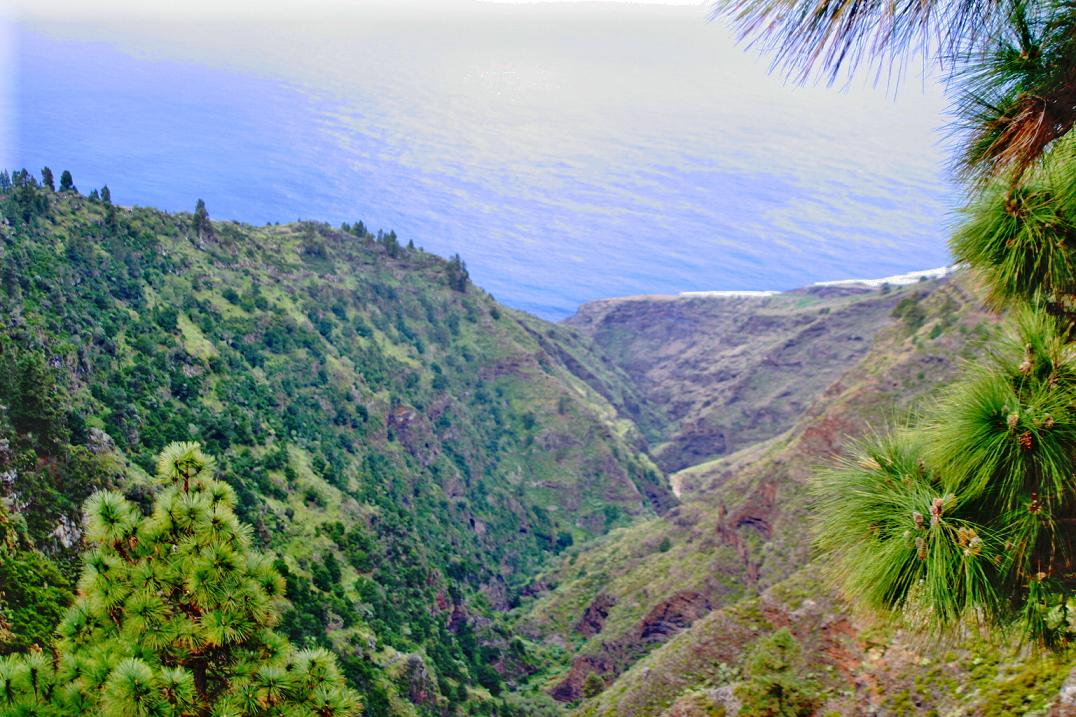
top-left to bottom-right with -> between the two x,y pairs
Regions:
510,275 -> 1076,712
519,278 -> 987,633
0,180 -> 670,715
577,572 -> 1075,717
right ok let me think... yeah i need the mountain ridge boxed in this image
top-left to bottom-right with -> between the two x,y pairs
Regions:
566,265 -> 954,309
563,281 -> 930,472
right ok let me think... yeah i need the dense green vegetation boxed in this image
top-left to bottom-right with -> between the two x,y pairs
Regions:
1,165 -> 1072,714
0,441 -> 360,716
0,173 -> 670,715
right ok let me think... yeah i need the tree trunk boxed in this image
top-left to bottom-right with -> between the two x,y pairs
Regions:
192,659 -> 210,717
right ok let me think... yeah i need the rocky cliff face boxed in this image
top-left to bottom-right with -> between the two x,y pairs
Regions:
565,284 -> 919,472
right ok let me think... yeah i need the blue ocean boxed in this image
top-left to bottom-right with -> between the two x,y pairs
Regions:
6,2 -> 958,319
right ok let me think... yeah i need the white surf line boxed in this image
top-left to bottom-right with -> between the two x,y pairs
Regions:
676,266 -> 956,298
812,265 -> 955,288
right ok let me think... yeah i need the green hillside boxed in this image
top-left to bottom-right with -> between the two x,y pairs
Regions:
0,178 -> 670,715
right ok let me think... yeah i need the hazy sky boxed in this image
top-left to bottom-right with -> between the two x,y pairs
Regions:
11,0 -> 709,21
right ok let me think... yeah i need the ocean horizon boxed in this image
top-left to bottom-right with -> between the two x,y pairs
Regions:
7,2 -> 958,319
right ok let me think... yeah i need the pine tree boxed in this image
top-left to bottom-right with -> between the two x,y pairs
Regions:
193,199 -> 213,240
10,351 -> 69,449
0,442 -> 362,716
10,172 -> 47,223
40,168 -> 55,192
58,171 -> 75,194
815,146 -> 1076,647
0,171 -> 10,193
446,255 -> 468,293
101,185 -> 112,205
581,671 -> 604,698
382,230 -> 400,258
734,629 -> 820,716
715,0 -> 1076,179
105,203 -> 119,235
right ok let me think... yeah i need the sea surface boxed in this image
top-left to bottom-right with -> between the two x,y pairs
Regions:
5,2 -> 958,319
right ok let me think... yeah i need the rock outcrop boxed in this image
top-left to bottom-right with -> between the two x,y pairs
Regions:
575,593 -> 617,637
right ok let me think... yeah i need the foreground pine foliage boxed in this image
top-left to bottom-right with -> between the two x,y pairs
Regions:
816,337 -> 1074,646
716,0 -> 1076,185
813,148 -> 1076,651
712,0 -> 1076,648
0,442 -> 361,717
816,176 -> 1076,646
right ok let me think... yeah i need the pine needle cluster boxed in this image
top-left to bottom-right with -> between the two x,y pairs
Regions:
0,442 -> 361,716
816,305 -> 1076,645
952,138 -> 1076,307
